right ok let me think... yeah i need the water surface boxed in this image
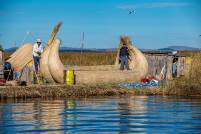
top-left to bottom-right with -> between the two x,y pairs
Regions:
0,96 -> 201,134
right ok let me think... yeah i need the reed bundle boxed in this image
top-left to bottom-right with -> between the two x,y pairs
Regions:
7,44 -> 33,71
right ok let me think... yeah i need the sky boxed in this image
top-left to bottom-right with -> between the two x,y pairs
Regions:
0,0 -> 201,49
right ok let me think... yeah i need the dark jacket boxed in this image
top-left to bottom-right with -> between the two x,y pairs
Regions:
119,46 -> 129,57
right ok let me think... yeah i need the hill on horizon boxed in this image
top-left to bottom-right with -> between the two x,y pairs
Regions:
4,45 -> 200,53
165,46 -> 199,51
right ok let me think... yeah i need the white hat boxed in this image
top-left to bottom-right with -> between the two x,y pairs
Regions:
36,38 -> 42,43
172,51 -> 177,55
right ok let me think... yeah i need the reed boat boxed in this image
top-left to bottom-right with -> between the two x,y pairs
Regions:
40,36 -> 148,84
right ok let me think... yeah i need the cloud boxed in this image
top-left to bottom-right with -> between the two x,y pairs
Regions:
118,2 -> 191,10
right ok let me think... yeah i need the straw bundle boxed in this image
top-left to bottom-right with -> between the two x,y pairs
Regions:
7,43 -> 33,71
48,38 -> 65,83
46,22 -> 62,48
75,70 -> 143,84
115,36 -> 148,75
40,43 -> 55,82
40,22 -> 62,82
68,65 -> 117,71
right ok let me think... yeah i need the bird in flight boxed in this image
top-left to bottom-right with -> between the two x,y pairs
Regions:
129,10 -> 135,14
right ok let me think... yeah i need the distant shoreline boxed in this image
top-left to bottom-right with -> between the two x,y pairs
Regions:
4,45 -> 200,53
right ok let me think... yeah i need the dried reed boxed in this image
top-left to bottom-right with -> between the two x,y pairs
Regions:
60,52 -> 116,66
0,84 -> 163,99
164,52 -> 201,96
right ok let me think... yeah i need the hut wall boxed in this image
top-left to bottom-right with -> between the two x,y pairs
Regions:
145,53 -> 190,80
20,66 -> 33,84
0,51 -> 4,79
145,54 -> 172,80
166,56 -> 173,80
177,57 -> 185,77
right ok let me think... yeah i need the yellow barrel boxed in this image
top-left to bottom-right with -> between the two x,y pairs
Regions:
66,69 -> 75,86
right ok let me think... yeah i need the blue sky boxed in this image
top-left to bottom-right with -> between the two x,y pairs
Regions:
0,0 -> 201,49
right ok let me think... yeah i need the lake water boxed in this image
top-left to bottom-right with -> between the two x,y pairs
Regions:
0,96 -> 201,134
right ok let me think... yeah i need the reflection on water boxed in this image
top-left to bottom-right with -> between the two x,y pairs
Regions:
0,96 -> 201,133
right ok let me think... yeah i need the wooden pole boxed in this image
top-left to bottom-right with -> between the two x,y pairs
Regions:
81,32 -> 84,54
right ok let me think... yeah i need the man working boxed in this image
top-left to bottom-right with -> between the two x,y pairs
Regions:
32,38 -> 43,73
119,43 -> 130,70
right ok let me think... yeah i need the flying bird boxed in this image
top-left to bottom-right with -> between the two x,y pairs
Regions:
129,10 -> 135,15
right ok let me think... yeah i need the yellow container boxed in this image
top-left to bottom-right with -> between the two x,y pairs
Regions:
66,69 -> 75,86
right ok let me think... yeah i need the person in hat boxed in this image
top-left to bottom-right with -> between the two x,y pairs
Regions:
32,38 -> 43,72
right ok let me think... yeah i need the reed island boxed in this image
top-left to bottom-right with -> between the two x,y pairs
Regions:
1,23 -> 201,99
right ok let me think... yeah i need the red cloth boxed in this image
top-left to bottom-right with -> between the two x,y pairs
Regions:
141,76 -> 157,83
0,79 -> 6,86
141,78 -> 149,83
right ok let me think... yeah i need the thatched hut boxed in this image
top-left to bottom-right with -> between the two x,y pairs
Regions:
144,51 -> 192,80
